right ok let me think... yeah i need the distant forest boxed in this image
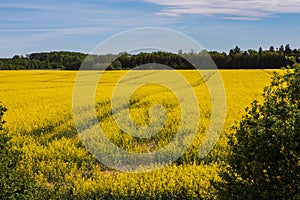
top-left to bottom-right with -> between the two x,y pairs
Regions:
1,44 -> 300,70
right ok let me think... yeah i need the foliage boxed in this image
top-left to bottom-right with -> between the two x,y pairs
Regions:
218,62 -> 300,199
0,103 -> 6,130
1,45 -> 300,70
0,51 -> 87,70
0,103 -> 39,199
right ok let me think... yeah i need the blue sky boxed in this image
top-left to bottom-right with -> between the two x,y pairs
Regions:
1,0 -> 300,57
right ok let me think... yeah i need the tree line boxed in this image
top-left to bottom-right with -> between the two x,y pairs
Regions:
1,45 -> 299,70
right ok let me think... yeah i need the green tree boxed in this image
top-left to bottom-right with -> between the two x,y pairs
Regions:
218,61 -> 300,199
111,59 -> 122,69
258,47 -> 263,55
269,46 -> 275,52
285,44 -> 292,54
279,45 -> 285,53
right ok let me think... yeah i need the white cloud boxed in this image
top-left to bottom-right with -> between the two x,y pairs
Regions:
142,0 -> 300,20
0,3 -> 62,11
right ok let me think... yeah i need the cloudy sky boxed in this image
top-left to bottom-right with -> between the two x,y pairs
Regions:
1,0 -> 300,57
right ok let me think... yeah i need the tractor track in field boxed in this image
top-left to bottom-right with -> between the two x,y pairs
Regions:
191,71 -> 217,87
96,71 -> 215,123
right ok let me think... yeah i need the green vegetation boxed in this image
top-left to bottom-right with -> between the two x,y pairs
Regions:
0,103 -> 37,199
1,45 -> 300,70
0,103 -> 6,130
218,61 -> 300,199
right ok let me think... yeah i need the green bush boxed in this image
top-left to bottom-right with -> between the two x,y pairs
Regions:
0,103 -> 38,199
0,103 -> 6,130
218,62 -> 300,199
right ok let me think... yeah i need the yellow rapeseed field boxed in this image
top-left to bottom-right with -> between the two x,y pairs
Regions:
0,70 -> 274,199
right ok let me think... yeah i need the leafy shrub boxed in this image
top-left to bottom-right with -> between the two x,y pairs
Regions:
0,103 -> 6,130
0,103 -> 38,199
218,62 -> 300,199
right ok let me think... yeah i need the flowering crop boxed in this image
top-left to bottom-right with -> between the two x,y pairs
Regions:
0,70 -> 273,199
